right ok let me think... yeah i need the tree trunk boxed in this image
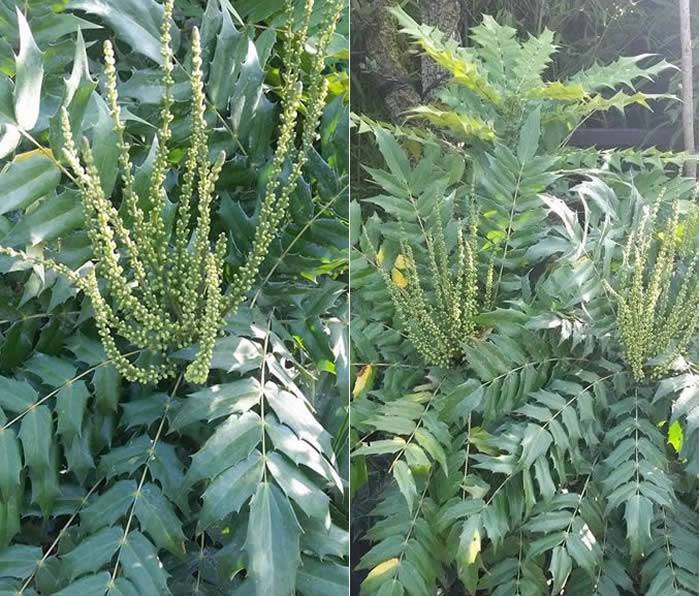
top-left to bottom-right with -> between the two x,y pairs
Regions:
358,0 -> 465,119
419,0 -> 463,98
360,0 -> 421,121
679,0 -> 697,178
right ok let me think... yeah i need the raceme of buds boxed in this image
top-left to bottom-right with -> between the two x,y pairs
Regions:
1,0 -> 343,385
373,199 -> 487,367
606,196 -> 699,381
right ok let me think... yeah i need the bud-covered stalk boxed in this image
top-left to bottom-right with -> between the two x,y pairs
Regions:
369,194 -> 487,367
6,0 -> 345,385
607,197 -> 698,381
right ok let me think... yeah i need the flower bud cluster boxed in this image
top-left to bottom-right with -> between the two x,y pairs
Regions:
225,0 -> 344,314
374,200 -> 486,367
34,0 -> 342,385
608,196 -> 699,381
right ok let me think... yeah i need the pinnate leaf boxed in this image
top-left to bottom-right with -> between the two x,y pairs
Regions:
625,494 -> 653,561
0,376 -> 37,413
0,544 -> 41,579
169,377 -> 259,431
267,451 -> 330,522
198,450 -> 263,531
185,411 -> 261,485
245,482 -> 301,596
61,526 -> 121,580
119,532 -> 170,595
133,483 -> 185,556
81,480 -> 137,533
392,460 -> 416,513
14,9 -> 43,130
54,572 -> 111,596
0,152 -> 60,216
0,427 -> 21,501
18,405 -> 52,470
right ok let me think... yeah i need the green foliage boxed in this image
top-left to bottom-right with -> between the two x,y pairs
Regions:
464,0 -> 697,143
0,0 -> 349,594
1,0 -> 342,386
351,10 -> 698,596
388,6 -> 676,150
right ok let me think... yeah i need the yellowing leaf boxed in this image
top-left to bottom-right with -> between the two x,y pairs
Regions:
408,105 -> 495,141
528,81 -> 588,102
376,246 -> 386,266
326,71 -> 349,99
468,427 -> 499,455
394,254 -> 408,269
457,515 -> 482,580
578,91 -> 671,115
405,139 -> 422,160
353,365 -> 373,398
366,558 -> 399,580
391,267 -> 408,288
667,420 -> 683,452
466,527 -> 481,564
13,148 -> 53,162
388,6 -> 500,104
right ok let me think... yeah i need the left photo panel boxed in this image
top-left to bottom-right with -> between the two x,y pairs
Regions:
0,0 -> 349,594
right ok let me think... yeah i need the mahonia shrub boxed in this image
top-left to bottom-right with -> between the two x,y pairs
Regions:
387,6 -> 676,148
351,9 -> 698,596
0,0 -> 349,594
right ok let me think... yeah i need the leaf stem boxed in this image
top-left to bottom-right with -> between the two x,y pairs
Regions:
258,317 -> 273,482
462,413 -> 472,499
1,350 -> 143,432
485,371 -> 622,508
493,162 -> 525,303
107,372 -> 183,592
18,479 -> 103,594
249,188 -> 348,309
392,469 -> 434,583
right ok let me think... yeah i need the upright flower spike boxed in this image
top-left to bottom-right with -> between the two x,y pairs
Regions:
102,40 -> 149,260
224,0 -> 344,314
607,198 -> 699,381
369,196 -> 487,367
146,0 -> 175,279
0,0 -> 345,385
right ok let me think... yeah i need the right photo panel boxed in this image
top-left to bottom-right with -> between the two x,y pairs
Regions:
349,2 -> 699,595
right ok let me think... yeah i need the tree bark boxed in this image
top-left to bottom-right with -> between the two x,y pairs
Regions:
357,0 -> 466,120
679,0 -> 697,178
360,0 -> 421,121
419,0 -> 463,98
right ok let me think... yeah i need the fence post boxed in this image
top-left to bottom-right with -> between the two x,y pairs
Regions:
679,0 -> 697,178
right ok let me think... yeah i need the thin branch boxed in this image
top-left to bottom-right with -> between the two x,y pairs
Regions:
19,479 -> 104,592
1,350 -> 142,432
